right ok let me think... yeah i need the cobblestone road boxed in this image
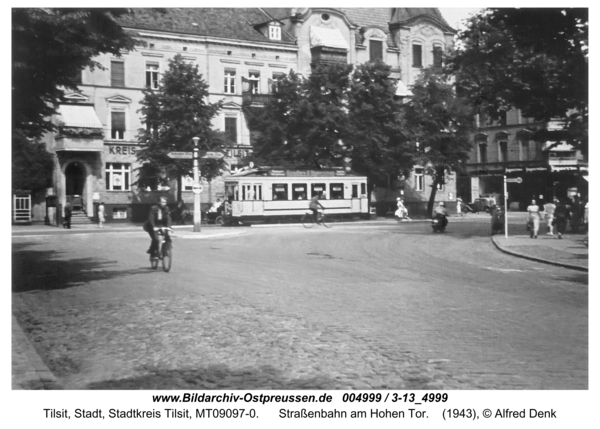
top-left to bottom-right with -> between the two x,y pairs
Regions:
12,218 -> 588,389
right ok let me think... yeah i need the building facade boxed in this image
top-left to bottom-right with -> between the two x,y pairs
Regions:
33,8 -> 458,224
458,109 -> 588,210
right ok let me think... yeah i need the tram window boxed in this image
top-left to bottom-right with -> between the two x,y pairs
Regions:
311,183 -> 326,199
272,184 -> 288,200
292,184 -> 307,200
352,184 -> 358,198
361,183 -> 367,196
330,183 -> 344,199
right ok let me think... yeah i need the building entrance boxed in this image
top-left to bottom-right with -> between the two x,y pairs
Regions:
65,162 -> 86,211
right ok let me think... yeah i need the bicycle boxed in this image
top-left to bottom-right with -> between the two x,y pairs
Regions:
302,210 -> 331,228
150,227 -> 174,272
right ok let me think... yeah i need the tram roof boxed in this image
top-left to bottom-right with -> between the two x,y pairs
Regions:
227,166 -> 365,178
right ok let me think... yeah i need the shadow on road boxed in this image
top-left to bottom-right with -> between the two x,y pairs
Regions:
12,242 -> 153,293
86,364 -> 340,390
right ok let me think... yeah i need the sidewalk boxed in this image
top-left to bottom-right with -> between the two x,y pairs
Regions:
492,232 -> 588,272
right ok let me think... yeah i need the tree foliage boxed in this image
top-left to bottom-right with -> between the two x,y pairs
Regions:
136,54 -> 225,201
244,61 -> 414,186
12,130 -> 55,195
12,8 -> 142,138
403,68 -> 475,216
449,8 -> 588,149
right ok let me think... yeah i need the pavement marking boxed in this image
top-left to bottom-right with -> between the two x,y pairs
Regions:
484,267 -> 525,273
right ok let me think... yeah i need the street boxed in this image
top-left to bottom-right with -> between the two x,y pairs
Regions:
12,216 -> 588,390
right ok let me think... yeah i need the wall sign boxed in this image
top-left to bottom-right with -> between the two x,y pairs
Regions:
108,145 -> 137,155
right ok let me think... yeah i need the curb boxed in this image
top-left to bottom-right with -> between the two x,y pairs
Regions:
12,296 -> 62,390
491,236 -> 588,272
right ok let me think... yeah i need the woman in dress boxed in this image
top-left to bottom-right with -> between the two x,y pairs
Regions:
526,199 -> 542,239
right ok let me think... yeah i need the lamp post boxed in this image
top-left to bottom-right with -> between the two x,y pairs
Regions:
192,136 -> 201,232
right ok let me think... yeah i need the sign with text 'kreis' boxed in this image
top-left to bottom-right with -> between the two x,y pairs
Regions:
108,145 -> 137,156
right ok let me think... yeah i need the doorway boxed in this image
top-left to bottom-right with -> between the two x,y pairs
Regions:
65,162 -> 86,211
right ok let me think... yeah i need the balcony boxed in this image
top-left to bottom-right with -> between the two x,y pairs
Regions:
242,92 -> 273,107
55,132 -> 104,152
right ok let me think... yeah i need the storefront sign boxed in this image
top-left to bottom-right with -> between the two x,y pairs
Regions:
108,145 -> 137,155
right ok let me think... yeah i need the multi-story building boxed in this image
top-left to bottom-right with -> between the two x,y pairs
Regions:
34,8 -> 457,224
458,109 -> 588,210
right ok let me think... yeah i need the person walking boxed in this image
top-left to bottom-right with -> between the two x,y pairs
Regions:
63,202 -> 72,229
97,202 -> 106,228
395,197 -> 410,221
456,198 -> 463,217
526,199 -> 542,239
554,198 -> 571,239
543,199 -> 557,236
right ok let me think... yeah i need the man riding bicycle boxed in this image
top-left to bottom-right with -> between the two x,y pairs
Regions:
144,196 -> 172,258
309,193 -> 325,224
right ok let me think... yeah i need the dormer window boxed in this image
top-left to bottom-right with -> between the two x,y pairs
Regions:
269,25 -> 281,41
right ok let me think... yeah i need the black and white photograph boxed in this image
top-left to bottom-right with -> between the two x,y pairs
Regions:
10,3 -> 593,427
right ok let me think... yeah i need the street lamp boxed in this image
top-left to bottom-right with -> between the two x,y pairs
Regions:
192,136 -> 201,232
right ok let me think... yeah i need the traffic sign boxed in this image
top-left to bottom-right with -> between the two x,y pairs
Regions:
506,177 -> 523,183
200,151 -> 225,160
192,183 -> 203,194
168,152 -> 193,159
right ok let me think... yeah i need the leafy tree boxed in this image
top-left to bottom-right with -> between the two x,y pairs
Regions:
12,130 -> 55,195
449,8 -> 588,150
347,61 -> 414,186
136,54 -> 225,202
402,67 -> 475,217
244,61 -> 415,189
12,8 -> 142,138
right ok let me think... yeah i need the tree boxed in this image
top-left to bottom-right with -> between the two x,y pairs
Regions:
12,8 -> 142,138
402,67 -> 475,217
136,54 -> 225,202
244,61 -> 415,188
12,130 -> 55,195
346,61 -> 414,187
449,8 -> 588,150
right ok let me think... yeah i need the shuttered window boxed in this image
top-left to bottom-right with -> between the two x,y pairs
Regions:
111,61 -> 125,87
369,40 -> 383,62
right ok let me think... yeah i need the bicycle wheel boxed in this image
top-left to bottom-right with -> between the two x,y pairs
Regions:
215,215 -> 224,226
162,243 -> 172,272
320,215 -> 331,228
302,213 -> 314,228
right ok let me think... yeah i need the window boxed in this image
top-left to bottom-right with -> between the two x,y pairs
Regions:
479,143 -> 488,164
242,184 -> 261,200
113,208 -> 127,219
352,184 -> 358,198
292,184 -> 307,200
499,141 -> 508,162
311,183 -> 327,199
248,71 -> 260,94
436,181 -> 445,191
329,183 -> 344,199
270,72 -> 285,93
111,111 -> 126,140
414,168 -> 424,192
361,183 -> 366,196
105,163 -> 131,191
369,40 -> 383,63
146,62 -> 159,89
272,184 -> 288,200
433,45 -> 443,68
412,44 -> 422,68
224,70 -> 236,94
225,117 -> 237,143
269,25 -> 281,40
111,61 -> 125,87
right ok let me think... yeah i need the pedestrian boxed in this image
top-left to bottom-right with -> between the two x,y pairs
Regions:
543,199 -> 556,236
526,199 -> 542,239
63,202 -> 72,229
97,202 -> 105,228
490,203 -> 504,235
395,197 -> 410,221
456,198 -> 463,217
553,198 -> 571,239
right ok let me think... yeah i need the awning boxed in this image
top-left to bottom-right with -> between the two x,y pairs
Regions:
395,80 -> 413,97
543,141 -> 574,152
57,104 -> 103,129
310,26 -> 349,50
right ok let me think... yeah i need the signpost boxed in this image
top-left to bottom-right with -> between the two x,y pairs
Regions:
503,176 -> 523,238
506,177 -> 523,184
167,152 -> 193,159
192,183 -> 203,194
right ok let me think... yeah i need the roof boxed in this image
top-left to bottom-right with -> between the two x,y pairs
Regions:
57,104 -> 103,129
339,8 -> 397,48
117,8 -> 296,44
310,26 -> 350,50
390,8 -> 455,32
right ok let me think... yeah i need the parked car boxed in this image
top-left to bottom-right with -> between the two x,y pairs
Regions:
468,197 -> 496,213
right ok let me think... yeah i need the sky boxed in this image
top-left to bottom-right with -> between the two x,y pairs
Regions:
439,8 -> 482,30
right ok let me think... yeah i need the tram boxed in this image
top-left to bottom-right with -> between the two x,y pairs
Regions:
224,166 -> 369,223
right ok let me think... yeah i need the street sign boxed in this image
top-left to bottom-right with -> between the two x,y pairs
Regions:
192,183 -> 203,194
506,177 -> 523,183
200,151 -> 225,160
168,152 -> 193,159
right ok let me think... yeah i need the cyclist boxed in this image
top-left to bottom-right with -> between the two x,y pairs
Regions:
433,201 -> 449,229
144,196 -> 172,258
309,193 -> 325,224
